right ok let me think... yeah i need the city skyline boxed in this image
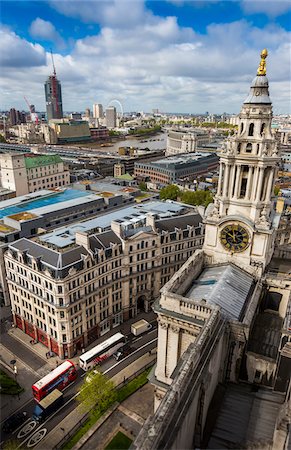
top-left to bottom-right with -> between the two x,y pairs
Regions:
1,0 -> 291,114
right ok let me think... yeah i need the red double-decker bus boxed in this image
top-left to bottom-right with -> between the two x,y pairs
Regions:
32,360 -> 77,401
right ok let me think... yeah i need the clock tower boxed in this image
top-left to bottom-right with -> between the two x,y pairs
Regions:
203,49 -> 280,275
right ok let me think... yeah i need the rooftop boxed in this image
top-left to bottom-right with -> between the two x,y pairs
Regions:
150,152 -> 213,168
0,189 -> 91,220
186,264 -> 255,321
39,200 -> 190,248
24,154 -> 63,169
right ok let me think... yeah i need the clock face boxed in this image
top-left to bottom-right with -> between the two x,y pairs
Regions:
220,224 -> 250,253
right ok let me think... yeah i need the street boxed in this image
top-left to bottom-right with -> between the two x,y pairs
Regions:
0,326 -> 157,448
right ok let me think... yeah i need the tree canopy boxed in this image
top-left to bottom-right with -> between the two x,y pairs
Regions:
138,181 -> 148,192
180,190 -> 213,207
159,184 -> 181,201
77,369 -> 117,415
159,184 -> 213,207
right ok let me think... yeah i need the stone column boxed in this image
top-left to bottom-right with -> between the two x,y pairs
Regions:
217,163 -> 223,196
234,165 -> 241,198
245,167 -> 253,200
251,167 -> 259,201
229,164 -> 236,198
255,168 -> 264,202
265,169 -> 274,202
155,320 -> 168,382
222,163 -> 230,197
166,325 -> 180,379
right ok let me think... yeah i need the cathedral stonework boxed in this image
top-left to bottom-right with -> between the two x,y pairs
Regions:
204,49 -> 281,276
133,50 -> 291,450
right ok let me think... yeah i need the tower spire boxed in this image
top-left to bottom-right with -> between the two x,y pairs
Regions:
257,48 -> 268,76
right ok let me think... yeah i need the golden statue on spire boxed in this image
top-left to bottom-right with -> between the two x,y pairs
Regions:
257,48 -> 268,76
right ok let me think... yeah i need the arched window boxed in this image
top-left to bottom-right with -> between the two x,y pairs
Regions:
260,123 -> 265,135
240,123 -> 244,134
237,143 -> 241,154
246,143 -> 252,153
257,144 -> 260,154
248,123 -> 254,136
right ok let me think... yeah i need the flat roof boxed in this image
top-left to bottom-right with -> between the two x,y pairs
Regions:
39,200 -> 188,248
0,190 -> 53,209
0,189 -> 92,221
186,264 -> 254,321
150,152 -> 212,166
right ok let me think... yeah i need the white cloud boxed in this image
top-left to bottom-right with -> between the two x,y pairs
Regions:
241,0 -> 291,18
29,18 -> 65,49
1,7 -> 290,114
0,26 -> 46,68
50,0 -> 150,28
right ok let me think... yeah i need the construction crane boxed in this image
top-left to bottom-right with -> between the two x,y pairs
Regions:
50,50 -> 59,116
50,49 -> 56,76
24,96 -> 39,124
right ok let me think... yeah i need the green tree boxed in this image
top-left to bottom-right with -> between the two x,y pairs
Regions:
181,190 -> 213,207
0,134 -> 6,143
138,181 -> 148,192
77,370 -> 117,415
160,184 -> 181,201
274,186 -> 280,196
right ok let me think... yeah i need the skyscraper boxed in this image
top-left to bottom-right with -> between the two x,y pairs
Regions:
105,106 -> 117,128
44,73 -> 63,121
93,103 -> 103,119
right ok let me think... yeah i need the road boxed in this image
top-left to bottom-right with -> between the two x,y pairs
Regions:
0,328 -> 157,448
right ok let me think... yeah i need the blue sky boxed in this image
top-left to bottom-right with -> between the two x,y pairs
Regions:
1,1 -> 290,113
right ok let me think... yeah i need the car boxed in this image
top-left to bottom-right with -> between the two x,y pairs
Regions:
2,412 -> 27,433
113,345 -> 132,361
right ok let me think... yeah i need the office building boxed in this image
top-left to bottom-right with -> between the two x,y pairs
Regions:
48,120 -> 91,144
44,74 -> 63,121
106,106 -> 117,129
0,153 -> 70,196
93,104 -> 103,119
5,201 -> 204,357
0,186 -> 135,306
134,153 -> 219,185
166,129 -> 210,156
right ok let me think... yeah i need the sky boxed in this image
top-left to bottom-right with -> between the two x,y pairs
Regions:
0,0 -> 290,115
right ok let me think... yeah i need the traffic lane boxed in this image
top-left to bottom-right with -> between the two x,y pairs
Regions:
2,337 -> 157,446
1,383 -> 80,444
96,330 -> 158,374
131,328 -> 158,348
1,333 -> 46,371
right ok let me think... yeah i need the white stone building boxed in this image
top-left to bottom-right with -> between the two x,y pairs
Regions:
0,153 -> 70,196
166,129 -> 210,156
5,201 -> 204,358
134,50 -> 291,450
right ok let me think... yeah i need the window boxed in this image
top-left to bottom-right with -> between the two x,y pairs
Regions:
246,143 -> 252,153
260,123 -> 265,136
248,123 -> 254,136
240,123 -> 244,134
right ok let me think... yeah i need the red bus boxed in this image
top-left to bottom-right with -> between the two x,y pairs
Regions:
32,360 -> 77,401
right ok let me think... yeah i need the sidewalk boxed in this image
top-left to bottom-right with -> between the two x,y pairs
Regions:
7,309 -> 157,370
36,351 -> 157,450
0,343 -> 39,421
0,311 -> 156,423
